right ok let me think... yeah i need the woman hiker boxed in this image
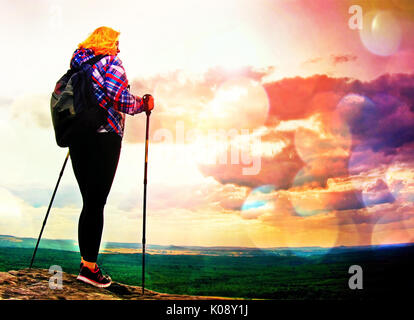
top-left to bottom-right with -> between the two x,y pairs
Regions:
68,26 -> 154,288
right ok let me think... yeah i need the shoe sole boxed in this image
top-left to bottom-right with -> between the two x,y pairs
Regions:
77,275 -> 112,288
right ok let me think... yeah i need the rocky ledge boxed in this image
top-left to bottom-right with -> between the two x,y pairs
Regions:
0,268 -> 229,300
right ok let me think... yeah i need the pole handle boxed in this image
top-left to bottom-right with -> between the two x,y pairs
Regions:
142,94 -> 152,116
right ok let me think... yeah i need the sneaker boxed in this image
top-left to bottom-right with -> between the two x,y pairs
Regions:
77,264 -> 112,288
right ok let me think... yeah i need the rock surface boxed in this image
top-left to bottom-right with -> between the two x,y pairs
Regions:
0,268 -> 228,300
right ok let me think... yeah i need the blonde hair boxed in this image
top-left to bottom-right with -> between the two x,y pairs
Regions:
78,26 -> 120,56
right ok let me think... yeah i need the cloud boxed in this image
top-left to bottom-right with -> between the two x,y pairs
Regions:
338,92 -> 414,154
337,201 -> 414,227
8,185 -> 82,209
199,134 -> 305,189
195,71 -> 414,248
302,54 -> 358,66
202,66 -> 272,84
264,74 -> 349,124
200,73 -> 414,191
302,57 -> 323,65
245,188 -> 414,247
363,179 -> 395,207
0,97 -> 13,108
145,178 -> 249,213
331,54 -> 358,65
11,94 -> 51,129
124,66 -> 273,144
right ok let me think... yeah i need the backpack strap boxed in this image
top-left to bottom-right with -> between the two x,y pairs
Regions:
83,54 -> 106,67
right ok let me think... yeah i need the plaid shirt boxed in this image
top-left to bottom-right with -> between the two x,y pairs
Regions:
70,48 -> 144,137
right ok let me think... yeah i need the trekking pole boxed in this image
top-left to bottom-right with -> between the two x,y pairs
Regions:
141,95 -> 152,295
29,151 -> 70,268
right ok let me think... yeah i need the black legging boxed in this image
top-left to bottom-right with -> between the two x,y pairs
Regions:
69,131 -> 121,262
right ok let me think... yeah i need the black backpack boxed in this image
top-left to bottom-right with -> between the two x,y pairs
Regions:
50,55 -> 108,147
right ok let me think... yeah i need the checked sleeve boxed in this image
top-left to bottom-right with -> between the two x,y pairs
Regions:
104,57 -> 144,115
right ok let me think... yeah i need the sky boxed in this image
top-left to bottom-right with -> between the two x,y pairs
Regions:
0,0 -> 414,251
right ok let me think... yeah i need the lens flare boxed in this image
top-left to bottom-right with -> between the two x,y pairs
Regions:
384,162 -> 414,238
281,213 -> 341,258
290,168 -> 330,217
240,185 -> 288,250
344,91 -> 413,211
371,215 -> 414,246
336,93 -> 376,138
385,163 -> 414,203
294,113 -> 351,165
241,185 -> 276,220
348,144 -> 390,210
341,93 -> 377,180
359,10 -> 402,56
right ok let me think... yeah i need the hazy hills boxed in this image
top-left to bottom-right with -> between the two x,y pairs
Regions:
1,234 -> 410,257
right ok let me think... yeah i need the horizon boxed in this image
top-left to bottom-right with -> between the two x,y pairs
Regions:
2,234 -> 413,251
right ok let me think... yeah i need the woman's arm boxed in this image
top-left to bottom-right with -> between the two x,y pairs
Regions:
104,56 -> 144,115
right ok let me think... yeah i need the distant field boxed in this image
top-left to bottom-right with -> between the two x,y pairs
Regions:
1,243 -> 414,299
